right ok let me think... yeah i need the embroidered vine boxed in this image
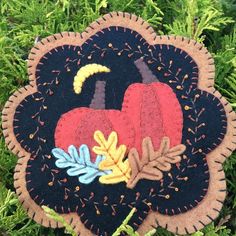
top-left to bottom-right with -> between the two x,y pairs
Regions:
127,137 -> 186,189
93,131 -> 131,184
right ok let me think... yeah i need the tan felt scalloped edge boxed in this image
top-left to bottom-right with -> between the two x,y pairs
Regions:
2,11 -> 236,236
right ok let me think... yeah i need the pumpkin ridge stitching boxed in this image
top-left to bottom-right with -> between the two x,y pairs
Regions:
150,82 -> 183,146
149,84 -> 165,135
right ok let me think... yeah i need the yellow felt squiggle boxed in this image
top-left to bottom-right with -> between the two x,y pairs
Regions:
73,64 -> 111,94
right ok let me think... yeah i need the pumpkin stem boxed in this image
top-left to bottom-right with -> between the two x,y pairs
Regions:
89,80 -> 106,109
134,58 -> 158,84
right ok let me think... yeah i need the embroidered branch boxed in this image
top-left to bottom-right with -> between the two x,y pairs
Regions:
127,137 -> 186,189
93,131 -> 131,184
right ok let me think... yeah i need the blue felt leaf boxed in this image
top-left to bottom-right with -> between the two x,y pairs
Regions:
78,155 -> 112,184
94,155 -> 104,166
78,144 -> 90,165
68,145 -> 79,163
51,144 -> 111,184
52,148 -> 71,162
52,148 -> 73,168
67,166 -> 87,176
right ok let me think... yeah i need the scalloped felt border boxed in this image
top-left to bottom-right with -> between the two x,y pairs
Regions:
2,11 -> 236,236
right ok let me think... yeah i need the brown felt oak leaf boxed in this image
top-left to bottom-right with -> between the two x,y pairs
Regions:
93,131 -> 131,184
127,137 -> 186,189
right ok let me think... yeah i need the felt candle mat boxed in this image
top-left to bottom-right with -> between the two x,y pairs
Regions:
2,12 -> 236,236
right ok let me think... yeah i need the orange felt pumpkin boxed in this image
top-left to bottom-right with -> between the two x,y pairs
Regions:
122,82 -> 183,155
54,107 -> 134,161
54,59 -> 183,161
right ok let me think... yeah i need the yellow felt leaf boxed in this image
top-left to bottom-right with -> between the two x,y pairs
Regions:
99,171 -> 128,184
93,130 -> 131,184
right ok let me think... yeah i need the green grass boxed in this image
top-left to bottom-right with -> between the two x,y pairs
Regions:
0,0 -> 235,235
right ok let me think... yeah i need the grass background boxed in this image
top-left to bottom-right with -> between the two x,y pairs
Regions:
0,0 -> 235,235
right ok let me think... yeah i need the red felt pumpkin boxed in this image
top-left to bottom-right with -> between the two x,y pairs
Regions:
122,82 -> 183,155
54,107 -> 135,161
55,81 -> 183,161
55,54 -> 184,164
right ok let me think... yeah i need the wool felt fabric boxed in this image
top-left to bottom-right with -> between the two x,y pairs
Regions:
2,12 -> 236,236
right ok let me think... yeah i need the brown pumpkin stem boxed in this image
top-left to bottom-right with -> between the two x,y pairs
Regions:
134,58 -> 158,84
89,80 -> 106,109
